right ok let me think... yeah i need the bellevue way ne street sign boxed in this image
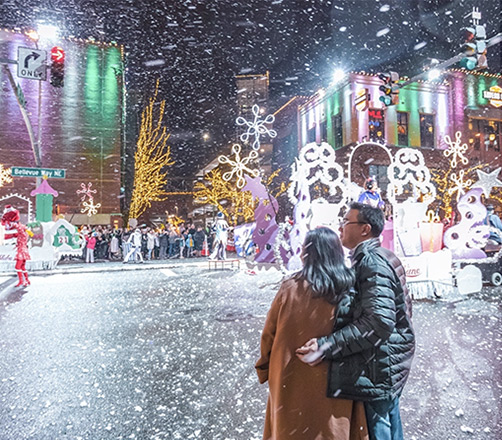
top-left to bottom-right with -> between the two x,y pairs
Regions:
11,167 -> 66,179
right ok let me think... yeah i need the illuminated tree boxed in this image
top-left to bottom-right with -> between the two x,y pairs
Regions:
129,81 -> 174,220
431,164 -> 485,218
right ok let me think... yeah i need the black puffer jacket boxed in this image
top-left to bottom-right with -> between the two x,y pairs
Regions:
317,238 -> 415,401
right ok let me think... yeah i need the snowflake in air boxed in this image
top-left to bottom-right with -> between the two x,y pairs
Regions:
218,144 -> 260,189
81,199 -> 101,216
236,104 -> 277,151
448,170 -> 472,201
0,164 -> 13,187
443,131 -> 469,168
76,182 -> 97,202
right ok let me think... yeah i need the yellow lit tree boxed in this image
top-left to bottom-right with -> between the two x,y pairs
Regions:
431,163 -> 485,218
129,81 -> 174,220
193,168 -> 258,225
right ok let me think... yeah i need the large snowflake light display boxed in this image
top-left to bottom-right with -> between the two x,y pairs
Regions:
218,144 -> 259,189
0,164 -> 13,188
76,182 -> 97,202
448,170 -> 472,202
443,131 -> 469,169
81,199 -> 101,217
236,104 -> 277,151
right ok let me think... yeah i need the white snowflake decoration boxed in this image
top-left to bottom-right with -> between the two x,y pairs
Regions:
236,104 -> 277,151
81,199 -> 101,217
76,182 -> 97,202
443,131 -> 469,169
387,148 -> 436,205
218,144 -> 259,189
0,164 -> 13,188
448,170 -> 472,202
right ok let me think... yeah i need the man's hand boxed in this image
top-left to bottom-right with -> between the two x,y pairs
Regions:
295,338 -> 324,366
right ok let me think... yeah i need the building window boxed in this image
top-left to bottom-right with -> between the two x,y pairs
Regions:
397,112 -> 409,146
307,126 -> 316,143
419,114 -> 435,148
332,113 -> 343,148
469,119 -> 501,151
368,108 -> 385,142
469,119 -> 481,150
320,120 -> 327,142
368,164 -> 390,193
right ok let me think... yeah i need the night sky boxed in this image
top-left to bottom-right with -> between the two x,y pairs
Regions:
1,0 -> 501,177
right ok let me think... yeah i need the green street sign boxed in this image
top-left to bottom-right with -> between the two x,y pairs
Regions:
11,167 -> 66,179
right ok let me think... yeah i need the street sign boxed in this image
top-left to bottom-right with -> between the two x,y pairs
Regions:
11,167 -> 65,179
17,47 -> 47,81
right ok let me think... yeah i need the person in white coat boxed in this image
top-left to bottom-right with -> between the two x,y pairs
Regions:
209,213 -> 229,260
123,229 -> 144,263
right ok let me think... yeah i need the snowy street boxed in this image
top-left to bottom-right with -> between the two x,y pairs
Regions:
0,264 -> 500,440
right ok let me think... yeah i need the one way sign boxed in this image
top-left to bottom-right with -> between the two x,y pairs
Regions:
17,47 -> 47,81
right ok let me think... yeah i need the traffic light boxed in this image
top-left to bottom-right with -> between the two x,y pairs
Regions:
460,24 -> 487,70
50,46 -> 65,87
378,71 -> 399,107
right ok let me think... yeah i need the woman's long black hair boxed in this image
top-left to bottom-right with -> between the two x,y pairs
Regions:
295,227 -> 355,304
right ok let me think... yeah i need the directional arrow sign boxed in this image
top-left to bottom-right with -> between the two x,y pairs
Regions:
24,51 -> 40,68
17,47 -> 47,81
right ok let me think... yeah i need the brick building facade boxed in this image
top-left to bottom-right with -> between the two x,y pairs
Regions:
0,29 -> 125,225
295,70 -> 502,199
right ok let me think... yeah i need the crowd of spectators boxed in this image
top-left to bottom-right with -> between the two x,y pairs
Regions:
78,222 -> 215,263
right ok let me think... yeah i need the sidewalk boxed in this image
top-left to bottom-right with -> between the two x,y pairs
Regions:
0,257 -> 228,278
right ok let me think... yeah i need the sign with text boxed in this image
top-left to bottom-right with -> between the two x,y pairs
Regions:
483,85 -> 502,108
17,47 -> 47,81
11,167 -> 66,179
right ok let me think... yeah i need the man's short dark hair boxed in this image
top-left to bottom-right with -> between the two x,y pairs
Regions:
350,202 -> 385,237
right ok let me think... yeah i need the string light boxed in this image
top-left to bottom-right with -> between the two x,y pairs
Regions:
81,199 -> 101,217
0,164 -> 13,188
218,144 -> 259,189
129,80 -> 174,220
76,182 -> 97,202
444,131 -> 469,168
236,104 -> 277,150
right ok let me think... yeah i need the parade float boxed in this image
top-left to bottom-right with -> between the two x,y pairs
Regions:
219,112 -> 501,297
0,176 -> 86,272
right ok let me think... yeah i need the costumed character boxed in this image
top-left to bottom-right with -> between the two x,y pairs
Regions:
1,205 -> 32,287
485,205 -> 502,245
209,212 -> 229,260
123,229 -> 144,263
358,177 -> 385,209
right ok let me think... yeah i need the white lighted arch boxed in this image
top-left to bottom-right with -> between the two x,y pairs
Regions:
347,141 -> 393,184
0,193 -> 33,223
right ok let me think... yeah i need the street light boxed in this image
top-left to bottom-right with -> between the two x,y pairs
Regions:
332,69 -> 346,85
37,24 -> 58,41
428,69 -> 441,81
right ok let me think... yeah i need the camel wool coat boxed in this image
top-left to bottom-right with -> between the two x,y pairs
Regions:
255,277 -> 368,440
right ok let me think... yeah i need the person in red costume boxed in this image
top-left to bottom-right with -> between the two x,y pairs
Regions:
1,205 -> 31,287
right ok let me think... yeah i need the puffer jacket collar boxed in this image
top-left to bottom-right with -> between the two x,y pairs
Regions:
350,237 -> 381,265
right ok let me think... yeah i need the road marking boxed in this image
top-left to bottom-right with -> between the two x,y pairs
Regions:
160,269 -> 177,277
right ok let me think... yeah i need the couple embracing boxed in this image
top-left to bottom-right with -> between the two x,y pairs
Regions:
256,202 -> 415,440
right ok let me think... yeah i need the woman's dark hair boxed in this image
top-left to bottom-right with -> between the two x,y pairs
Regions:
296,227 -> 355,304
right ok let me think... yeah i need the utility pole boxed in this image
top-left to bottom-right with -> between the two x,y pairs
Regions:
0,62 -> 42,167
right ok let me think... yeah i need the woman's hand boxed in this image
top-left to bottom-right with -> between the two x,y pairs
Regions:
295,339 -> 324,366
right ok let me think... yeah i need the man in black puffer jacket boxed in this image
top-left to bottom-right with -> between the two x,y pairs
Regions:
297,202 -> 415,440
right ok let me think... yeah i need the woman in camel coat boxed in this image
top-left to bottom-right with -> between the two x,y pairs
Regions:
255,227 -> 368,440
